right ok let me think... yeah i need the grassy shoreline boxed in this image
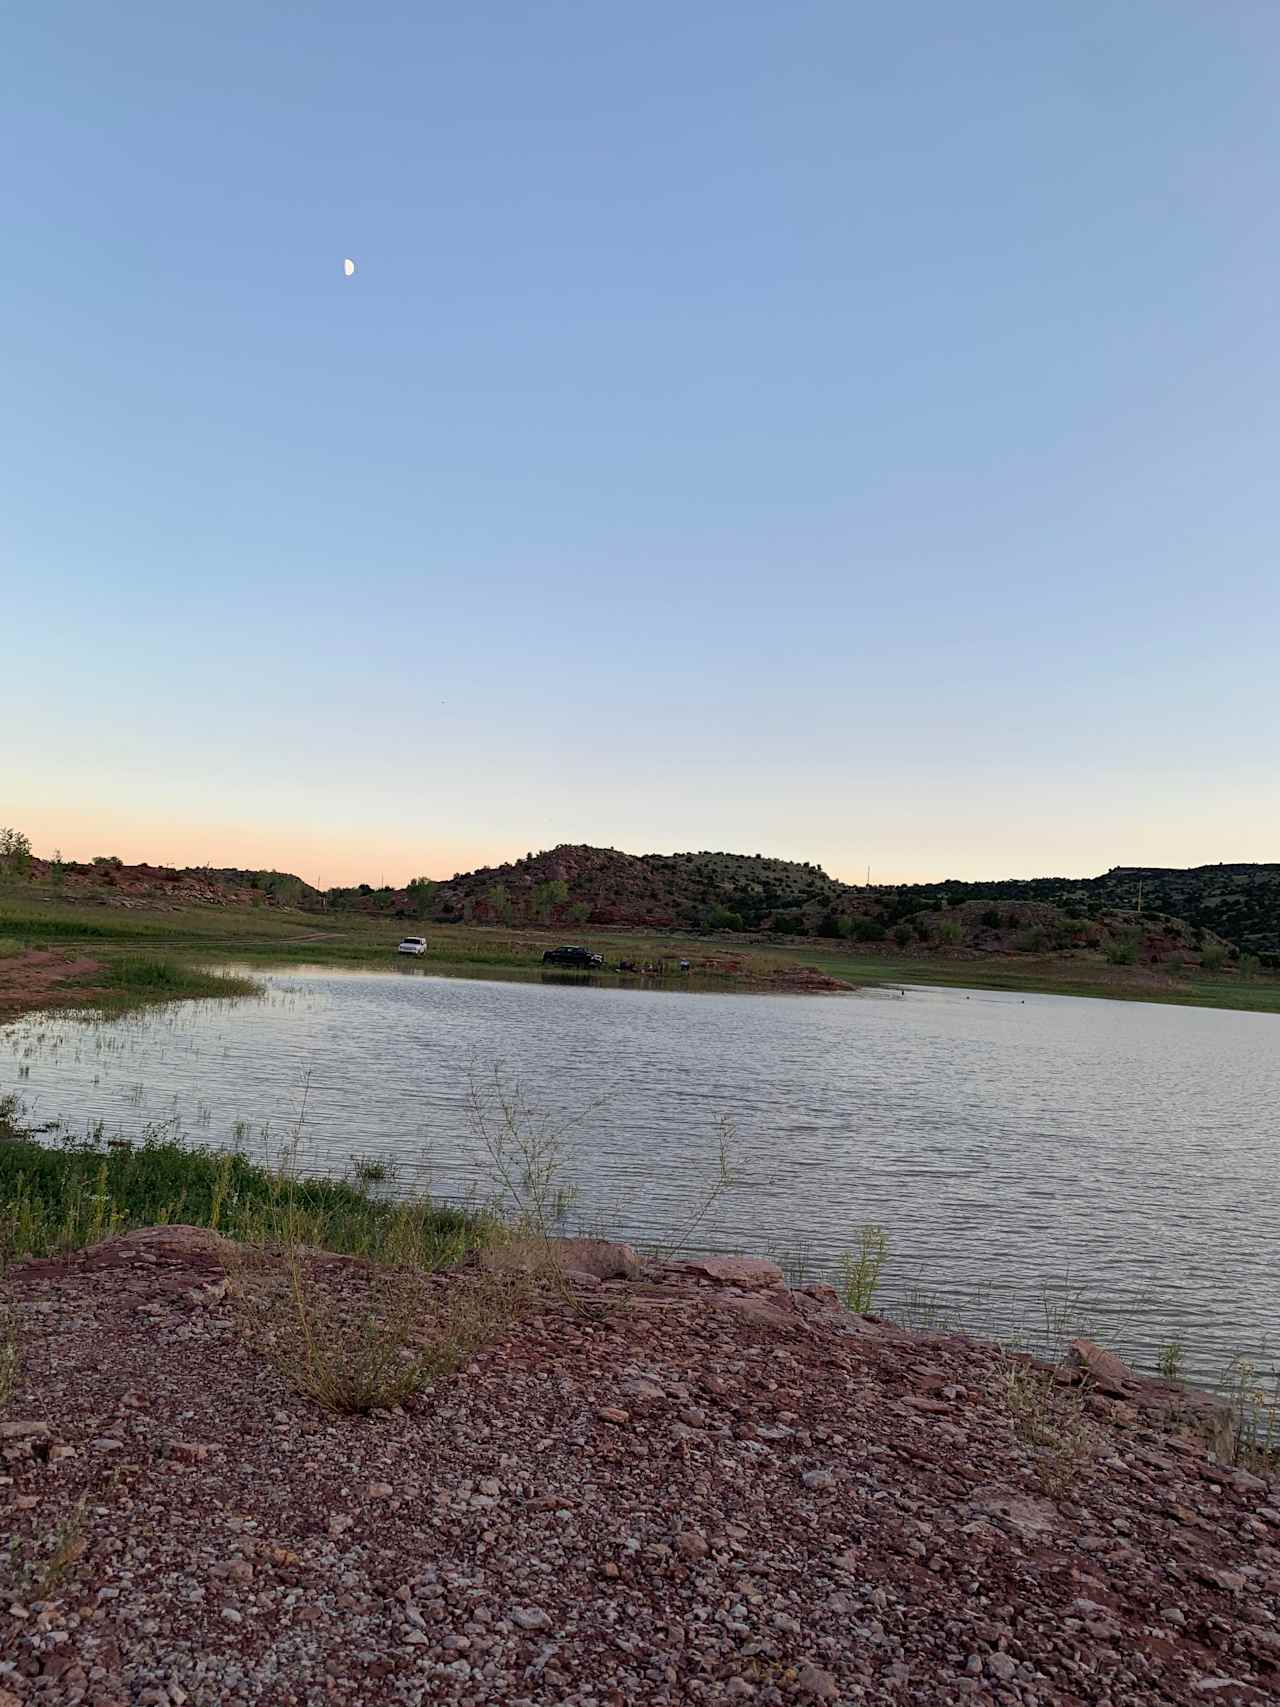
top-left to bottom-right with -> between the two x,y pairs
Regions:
0,1116 -> 483,1270
1,1118 -> 1275,1462
3,883 -> 1280,1017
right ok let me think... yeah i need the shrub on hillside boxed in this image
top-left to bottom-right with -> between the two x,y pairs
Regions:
706,905 -> 744,931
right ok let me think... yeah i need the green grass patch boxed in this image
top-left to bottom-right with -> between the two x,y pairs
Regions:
0,1126 -> 484,1269
788,947 -> 1280,1016
94,956 -> 262,1012
0,938 -> 22,959
0,910 -> 117,941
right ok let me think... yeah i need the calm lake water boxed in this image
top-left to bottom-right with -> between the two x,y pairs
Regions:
4,966 -> 1278,1384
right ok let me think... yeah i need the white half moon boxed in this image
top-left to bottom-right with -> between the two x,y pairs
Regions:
343,258 -> 356,276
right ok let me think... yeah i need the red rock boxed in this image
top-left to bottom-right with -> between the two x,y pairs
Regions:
169,1441 -> 210,1463
1063,1339 -> 1133,1394
713,1294 -> 796,1332
0,1421 -> 49,1441
550,1239 -> 645,1281
796,1663 -> 840,1699
667,1256 -> 785,1290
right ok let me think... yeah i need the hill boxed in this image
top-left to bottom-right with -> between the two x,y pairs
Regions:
15,855 -> 321,912
4,835 -> 1277,967
329,845 -> 1268,969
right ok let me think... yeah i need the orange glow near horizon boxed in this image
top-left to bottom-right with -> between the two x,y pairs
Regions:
7,806 -> 508,891
9,804 -> 978,891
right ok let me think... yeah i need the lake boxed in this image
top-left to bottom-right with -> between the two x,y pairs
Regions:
4,965 -> 1278,1386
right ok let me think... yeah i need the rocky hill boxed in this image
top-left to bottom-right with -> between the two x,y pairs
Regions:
917,864 -> 1280,961
330,845 -> 1258,967
5,840 -> 1276,964
16,857 -> 321,912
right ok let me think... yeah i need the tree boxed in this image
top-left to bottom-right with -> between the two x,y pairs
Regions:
532,879 -> 569,922
405,876 -> 438,919
486,883 -> 514,924
0,827 -> 32,875
706,904 -> 744,931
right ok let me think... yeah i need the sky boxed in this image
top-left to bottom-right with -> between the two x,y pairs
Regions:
3,2 -> 1278,887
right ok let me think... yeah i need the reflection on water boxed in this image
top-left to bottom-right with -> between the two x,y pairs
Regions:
3,966 -> 1278,1385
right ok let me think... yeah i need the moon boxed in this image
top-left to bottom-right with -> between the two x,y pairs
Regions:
343,258 -> 356,277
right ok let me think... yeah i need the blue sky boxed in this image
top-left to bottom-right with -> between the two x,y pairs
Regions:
4,2 -> 1277,884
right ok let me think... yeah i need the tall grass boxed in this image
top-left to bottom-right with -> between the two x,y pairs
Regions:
0,1129 -> 481,1269
101,957 -> 261,1008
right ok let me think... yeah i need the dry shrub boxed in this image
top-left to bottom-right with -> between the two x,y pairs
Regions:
0,1314 -> 19,1411
1000,1358 -> 1095,1496
232,1234 -> 541,1416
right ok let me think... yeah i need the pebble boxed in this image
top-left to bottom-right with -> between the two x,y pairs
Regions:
511,1605 -> 551,1630
801,1468 -> 836,1491
795,1663 -> 840,1699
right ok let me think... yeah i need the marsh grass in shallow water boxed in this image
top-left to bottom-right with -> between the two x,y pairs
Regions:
0,1125 -> 483,1269
100,957 -> 261,1010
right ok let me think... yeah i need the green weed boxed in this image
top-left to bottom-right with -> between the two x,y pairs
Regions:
838,1223 -> 888,1313
1158,1338 -> 1186,1381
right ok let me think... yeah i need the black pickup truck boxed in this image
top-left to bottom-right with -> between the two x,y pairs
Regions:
541,945 -> 604,968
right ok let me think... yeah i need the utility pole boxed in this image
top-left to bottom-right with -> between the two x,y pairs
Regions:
866,865 -> 871,888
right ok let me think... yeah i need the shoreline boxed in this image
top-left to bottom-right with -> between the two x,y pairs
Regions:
1,1214 -> 1276,1704
3,926 -> 1279,1023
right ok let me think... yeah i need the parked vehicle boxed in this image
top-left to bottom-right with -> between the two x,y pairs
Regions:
542,945 -> 603,968
397,936 -> 427,956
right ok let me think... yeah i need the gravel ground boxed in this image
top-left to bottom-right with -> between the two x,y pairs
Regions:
1,1230 -> 1277,1707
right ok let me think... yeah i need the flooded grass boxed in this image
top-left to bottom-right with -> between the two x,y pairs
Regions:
0,1118 -> 484,1271
100,957 -> 261,1011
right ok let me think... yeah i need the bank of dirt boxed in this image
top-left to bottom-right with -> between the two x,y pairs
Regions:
1,1230 -> 1276,1705
0,951 -> 103,1018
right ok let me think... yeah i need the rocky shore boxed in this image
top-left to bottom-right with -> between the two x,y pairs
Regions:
1,1229 -> 1276,1706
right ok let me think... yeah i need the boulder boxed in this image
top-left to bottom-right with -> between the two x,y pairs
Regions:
549,1238 -> 646,1281
665,1255 -> 786,1290
1062,1338 -> 1132,1395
